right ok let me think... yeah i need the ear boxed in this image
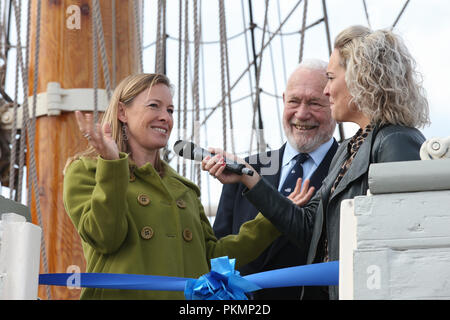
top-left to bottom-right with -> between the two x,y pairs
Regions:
117,102 -> 127,123
282,92 -> 286,105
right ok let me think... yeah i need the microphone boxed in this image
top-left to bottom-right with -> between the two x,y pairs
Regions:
173,140 -> 254,176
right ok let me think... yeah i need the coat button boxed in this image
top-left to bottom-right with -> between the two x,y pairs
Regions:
176,199 -> 187,209
137,194 -> 150,206
141,226 -> 154,240
183,228 -> 193,242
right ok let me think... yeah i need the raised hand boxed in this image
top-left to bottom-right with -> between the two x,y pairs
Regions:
75,111 -> 120,161
287,178 -> 315,207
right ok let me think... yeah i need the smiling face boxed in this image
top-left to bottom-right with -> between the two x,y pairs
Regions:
118,83 -> 174,155
282,67 -> 336,153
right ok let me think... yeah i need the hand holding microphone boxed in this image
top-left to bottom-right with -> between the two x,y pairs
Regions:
173,140 -> 260,188
173,140 -> 253,176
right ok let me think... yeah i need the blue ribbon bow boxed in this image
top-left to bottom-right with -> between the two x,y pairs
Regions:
184,256 -> 261,300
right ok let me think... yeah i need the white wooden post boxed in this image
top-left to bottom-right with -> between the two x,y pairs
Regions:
0,213 -> 42,300
339,139 -> 450,299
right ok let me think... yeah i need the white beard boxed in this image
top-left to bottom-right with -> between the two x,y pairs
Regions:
285,122 -> 336,153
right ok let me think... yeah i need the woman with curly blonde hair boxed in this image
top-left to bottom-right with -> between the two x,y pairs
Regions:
201,25 -> 430,300
329,25 -> 429,128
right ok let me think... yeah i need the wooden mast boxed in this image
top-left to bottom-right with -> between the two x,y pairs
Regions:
27,0 -> 140,300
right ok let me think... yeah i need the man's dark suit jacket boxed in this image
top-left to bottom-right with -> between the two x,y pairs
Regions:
213,139 -> 338,300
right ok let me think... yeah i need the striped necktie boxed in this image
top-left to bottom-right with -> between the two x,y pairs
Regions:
280,153 -> 309,196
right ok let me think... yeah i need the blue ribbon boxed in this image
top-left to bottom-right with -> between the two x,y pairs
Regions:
39,272 -> 188,291
39,258 -> 339,300
245,260 -> 339,288
184,256 -> 261,300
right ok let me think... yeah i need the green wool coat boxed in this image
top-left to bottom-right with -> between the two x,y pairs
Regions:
63,153 -> 280,300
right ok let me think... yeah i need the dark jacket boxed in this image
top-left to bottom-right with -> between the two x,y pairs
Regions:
244,125 -> 426,300
214,139 -> 338,299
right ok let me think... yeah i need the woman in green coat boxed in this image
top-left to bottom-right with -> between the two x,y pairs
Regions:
63,73 -> 280,300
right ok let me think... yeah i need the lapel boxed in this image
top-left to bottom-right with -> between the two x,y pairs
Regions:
308,139 -> 339,191
162,162 -> 201,200
328,127 -> 378,202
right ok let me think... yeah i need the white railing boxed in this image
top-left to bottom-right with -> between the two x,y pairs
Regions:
0,213 -> 41,300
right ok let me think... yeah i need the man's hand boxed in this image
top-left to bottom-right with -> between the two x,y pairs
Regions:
287,178 -> 315,206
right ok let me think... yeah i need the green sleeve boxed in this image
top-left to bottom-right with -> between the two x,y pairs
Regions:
63,153 -> 129,254
200,198 -> 281,269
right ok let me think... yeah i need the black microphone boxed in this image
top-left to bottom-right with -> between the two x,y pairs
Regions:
173,140 -> 254,176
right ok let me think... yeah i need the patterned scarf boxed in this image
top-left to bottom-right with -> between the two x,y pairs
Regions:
330,124 -> 373,194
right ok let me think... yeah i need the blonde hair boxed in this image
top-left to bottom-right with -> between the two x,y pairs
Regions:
64,73 -> 172,175
334,25 -> 430,128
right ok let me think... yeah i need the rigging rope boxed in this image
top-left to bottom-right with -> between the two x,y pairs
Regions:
276,0 -> 288,87
111,0 -> 116,88
155,0 -> 162,73
239,0 -> 256,131
299,0 -> 308,63
16,0 -> 30,205
255,17 -> 323,37
8,0 -> 20,201
155,0 -> 165,74
391,0 -> 410,30
250,0 -> 269,154
221,0 -> 235,154
193,0 -> 201,188
92,0 -> 112,100
176,0 -> 183,173
134,0 -> 143,72
199,0 -> 213,217
91,0 -> 98,123
267,38 -> 284,144
143,16 -> 327,49
218,0 -> 228,152
182,0 -> 189,177
362,0 -> 372,28
154,27 -> 250,46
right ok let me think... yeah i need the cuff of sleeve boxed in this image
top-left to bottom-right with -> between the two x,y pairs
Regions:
243,177 -> 281,220
95,152 -> 129,185
243,176 -> 273,199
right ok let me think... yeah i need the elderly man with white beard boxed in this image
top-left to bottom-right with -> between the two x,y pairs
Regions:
213,59 -> 338,300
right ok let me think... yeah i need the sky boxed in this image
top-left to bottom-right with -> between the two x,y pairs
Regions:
141,0 -> 450,213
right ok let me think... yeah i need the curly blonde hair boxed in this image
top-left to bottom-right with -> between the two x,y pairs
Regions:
334,25 -> 429,128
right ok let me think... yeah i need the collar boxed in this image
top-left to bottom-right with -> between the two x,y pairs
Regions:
283,138 -> 335,167
347,124 -> 374,153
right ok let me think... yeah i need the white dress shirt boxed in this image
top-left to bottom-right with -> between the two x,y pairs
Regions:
278,138 -> 334,192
